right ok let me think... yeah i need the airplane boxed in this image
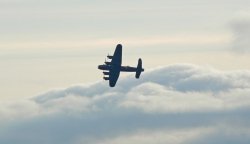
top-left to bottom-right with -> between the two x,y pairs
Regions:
98,44 -> 144,87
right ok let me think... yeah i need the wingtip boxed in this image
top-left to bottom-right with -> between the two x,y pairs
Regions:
109,83 -> 116,87
117,44 -> 122,48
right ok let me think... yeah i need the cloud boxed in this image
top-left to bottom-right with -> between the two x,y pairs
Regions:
1,64 -> 250,144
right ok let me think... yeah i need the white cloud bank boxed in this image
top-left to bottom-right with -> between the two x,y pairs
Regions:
1,64 -> 250,144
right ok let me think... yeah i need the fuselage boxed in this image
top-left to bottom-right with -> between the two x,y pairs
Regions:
98,65 -> 137,72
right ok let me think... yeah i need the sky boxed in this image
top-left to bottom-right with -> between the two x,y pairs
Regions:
1,0 -> 250,143
1,0 -> 250,99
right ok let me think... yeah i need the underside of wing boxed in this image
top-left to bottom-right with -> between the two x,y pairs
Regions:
111,44 -> 122,66
109,67 -> 120,87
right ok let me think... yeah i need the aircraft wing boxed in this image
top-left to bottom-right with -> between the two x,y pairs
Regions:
109,44 -> 122,87
111,44 -> 122,65
109,67 -> 120,87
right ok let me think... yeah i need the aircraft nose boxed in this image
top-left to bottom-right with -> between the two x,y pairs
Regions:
98,65 -> 102,69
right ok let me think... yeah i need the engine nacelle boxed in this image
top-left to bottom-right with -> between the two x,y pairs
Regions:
103,76 -> 109,80
107,55 -> 113,59
103,71 -> 110,75
105,61 -> 111,65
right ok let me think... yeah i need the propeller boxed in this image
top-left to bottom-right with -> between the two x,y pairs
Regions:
104,58 -> 107,64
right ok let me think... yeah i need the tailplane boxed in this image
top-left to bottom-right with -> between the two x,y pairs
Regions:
135,58 -> 144,79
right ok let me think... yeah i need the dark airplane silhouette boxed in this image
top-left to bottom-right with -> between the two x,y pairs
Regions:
98,44 -> 144,87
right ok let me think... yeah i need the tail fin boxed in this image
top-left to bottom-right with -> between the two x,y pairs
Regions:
135,58 -> 144,79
